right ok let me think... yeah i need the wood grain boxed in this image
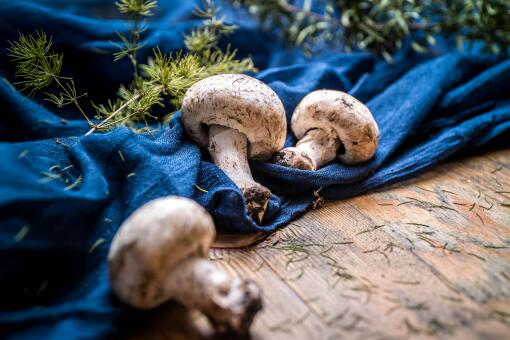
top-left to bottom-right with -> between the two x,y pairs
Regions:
133,149 -> 510,340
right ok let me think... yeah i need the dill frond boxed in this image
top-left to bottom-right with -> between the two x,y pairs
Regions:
8,31 -> 92,125
201,46 -> 255,76
96,0 -> 256,131
141,49 -> 203,91
8,0 -> 256,135
185,0 -> 238,53
140,45 -> 255,109
112,31 -> 144,63
7,31 -> 63,95
115,0 -> 157,17
184,29 -> 219,53
113,0 -> 157,80
89,84 -> 162,134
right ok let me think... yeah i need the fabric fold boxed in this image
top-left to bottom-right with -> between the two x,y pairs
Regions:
0,1 -> 508,338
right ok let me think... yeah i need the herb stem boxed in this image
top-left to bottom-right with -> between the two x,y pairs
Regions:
131,15 -> 140,81
53,77 -> 93,126
85,92 -> 142,135
73,99 -> 93,126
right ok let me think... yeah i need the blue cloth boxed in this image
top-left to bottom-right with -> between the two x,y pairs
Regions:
0,1 -> 509,338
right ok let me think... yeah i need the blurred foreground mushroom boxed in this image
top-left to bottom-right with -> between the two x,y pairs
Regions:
181,74 -> 287,224
274,90 -> 379,170
108,196 -> 262,334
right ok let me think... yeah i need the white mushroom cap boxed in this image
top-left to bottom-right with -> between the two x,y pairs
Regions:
181,74 -> 287,160
108,196 -> 214,308
108,196 -> 263,334
292,90 -> 379,164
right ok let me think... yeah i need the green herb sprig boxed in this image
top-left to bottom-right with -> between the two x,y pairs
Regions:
93,0 -> 255,133
7,0 -> 255,135
113,0 -> 157,81
7,31 -> 92,125
233,0 -> 510,61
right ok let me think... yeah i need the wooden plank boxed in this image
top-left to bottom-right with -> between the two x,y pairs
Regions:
436,151 -> 510,195
132,248 -> 335,339
210,248 -> 334,340
136,149 -> 510,339
355,171 -> 510,302
252,201 -> 509,339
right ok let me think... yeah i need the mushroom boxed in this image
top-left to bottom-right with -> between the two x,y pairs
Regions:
108,196 -> 262,334
274,90 -> 379,170
181,74 -> 287,224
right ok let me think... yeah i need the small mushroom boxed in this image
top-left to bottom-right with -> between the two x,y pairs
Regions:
181,74 -> 287,223
108,196 -> 262,334
274,90 -> 379,170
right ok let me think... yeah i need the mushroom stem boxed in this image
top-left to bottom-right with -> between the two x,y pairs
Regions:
274,129 -> 341,170
165,257 -> 262,334
208,124 -> 271,223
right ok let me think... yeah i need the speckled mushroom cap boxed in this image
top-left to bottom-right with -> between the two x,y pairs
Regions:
108,196 -> 215,308
181,74 -> 287,160
291,90 -> 379,164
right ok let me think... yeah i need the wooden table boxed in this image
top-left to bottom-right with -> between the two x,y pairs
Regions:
134,149 -> 510,339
